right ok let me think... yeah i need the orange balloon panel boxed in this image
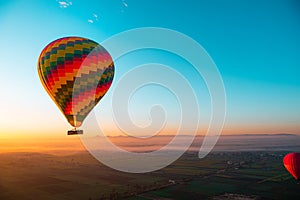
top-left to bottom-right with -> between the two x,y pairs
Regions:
38,37 -> 114,127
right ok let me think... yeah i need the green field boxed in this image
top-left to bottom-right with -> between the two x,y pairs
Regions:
127,151 -> 300,200
0,151 -> 299,200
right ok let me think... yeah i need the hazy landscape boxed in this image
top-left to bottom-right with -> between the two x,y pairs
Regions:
1,134 -> 300,200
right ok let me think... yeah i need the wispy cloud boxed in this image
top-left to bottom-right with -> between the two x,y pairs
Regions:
121,0 -> 128,13
88,13 -> 99,24
122,0 -> 128,7
57,0 -> 72,9
93,13 -> 99,21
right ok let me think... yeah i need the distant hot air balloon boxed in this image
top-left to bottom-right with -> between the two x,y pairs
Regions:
283,152 -> 300,180
37,37 -> 114,135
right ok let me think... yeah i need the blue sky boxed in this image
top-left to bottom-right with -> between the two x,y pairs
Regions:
0,0 -> 299,137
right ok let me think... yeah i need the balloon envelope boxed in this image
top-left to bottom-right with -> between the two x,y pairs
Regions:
283,152 -> 300,180
38,37 -> 114,127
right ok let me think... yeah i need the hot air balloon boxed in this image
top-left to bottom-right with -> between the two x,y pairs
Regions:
37,37 -> 114,135
283,152 -> 300,180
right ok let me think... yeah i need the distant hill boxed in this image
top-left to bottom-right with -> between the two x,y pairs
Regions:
220,133 -> 299,137
106,133 -> 299,138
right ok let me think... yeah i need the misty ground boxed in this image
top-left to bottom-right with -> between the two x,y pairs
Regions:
0,134 -> 300,200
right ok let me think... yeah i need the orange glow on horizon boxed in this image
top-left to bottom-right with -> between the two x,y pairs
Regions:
0,135 -> 86,154
1,122 -> 299,154
1,123 -> 299,139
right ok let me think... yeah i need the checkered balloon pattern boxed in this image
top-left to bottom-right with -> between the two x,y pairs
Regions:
38,37 -> 114,127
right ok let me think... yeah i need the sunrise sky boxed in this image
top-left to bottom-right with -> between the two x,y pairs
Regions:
0,0 -> 300,139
